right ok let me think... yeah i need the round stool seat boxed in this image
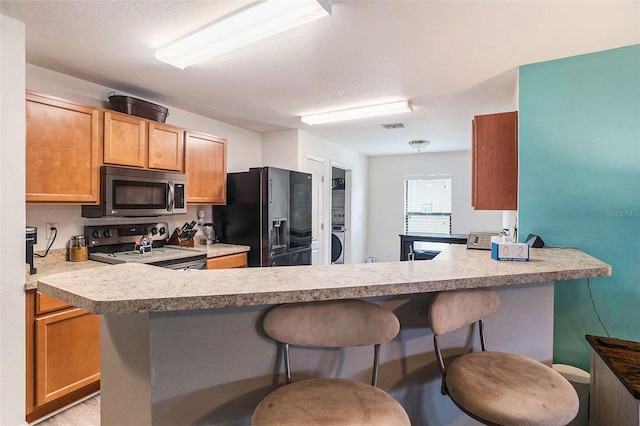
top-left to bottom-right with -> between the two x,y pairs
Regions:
252,378 -> 410,426
446,351 -> 579,425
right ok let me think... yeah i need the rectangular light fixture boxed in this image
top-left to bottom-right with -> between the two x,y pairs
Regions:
156,0 -> 331,69
301,101 -> 413,125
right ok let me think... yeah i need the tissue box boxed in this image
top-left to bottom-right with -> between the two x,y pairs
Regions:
490,236 -> 529,261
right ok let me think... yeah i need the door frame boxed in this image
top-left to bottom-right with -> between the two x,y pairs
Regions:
331,161 -> 351,264
304,155 -> 327,265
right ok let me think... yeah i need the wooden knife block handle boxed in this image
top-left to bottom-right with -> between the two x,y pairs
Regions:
168,228 -> 195,247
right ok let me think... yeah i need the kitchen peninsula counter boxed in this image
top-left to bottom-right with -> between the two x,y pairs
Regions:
36,246 -> 611,425
38,246 -> 610,315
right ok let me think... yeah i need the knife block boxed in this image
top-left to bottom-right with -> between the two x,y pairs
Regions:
168,228 -> 195,247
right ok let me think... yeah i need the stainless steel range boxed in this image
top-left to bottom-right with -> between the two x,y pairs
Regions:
86,222 -> 206,270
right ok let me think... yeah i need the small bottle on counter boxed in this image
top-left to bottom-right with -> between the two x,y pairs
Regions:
69,235 -> 88,262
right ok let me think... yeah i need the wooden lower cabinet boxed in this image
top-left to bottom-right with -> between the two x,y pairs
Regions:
207,252 -> 248,269
26,290 -> 100,422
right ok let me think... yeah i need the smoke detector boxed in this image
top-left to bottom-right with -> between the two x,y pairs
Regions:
408,140 -> 430,151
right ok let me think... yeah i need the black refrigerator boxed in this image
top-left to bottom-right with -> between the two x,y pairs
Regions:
214,167 -> 312,267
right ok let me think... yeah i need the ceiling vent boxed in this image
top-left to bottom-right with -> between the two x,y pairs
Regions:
381,122 -> 405,129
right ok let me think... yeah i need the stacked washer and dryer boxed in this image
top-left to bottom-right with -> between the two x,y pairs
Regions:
331,206 -> 345,264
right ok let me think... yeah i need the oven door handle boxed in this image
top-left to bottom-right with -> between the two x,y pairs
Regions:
158,258 -> 207,270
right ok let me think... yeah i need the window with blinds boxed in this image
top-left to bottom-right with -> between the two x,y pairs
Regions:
404,176 -> 452,234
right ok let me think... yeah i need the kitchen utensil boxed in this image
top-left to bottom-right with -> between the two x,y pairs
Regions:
201,223 -> 216,243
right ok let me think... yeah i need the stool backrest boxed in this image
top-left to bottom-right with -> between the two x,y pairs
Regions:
427,288 -> 500,395
264,299 -> 400,347
428,288 -> 500,335
263,299 -> 400,386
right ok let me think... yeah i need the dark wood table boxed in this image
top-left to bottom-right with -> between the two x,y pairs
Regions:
399,233 -> 468,261
586,335 -> 640,425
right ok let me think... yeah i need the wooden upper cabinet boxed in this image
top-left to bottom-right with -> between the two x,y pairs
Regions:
185,131 -> 227,204
472,111 -> 518,210
103,111 -> 147,168
148,122 -> 184,171
104,112 -> 184,171
26,92 -> 101,204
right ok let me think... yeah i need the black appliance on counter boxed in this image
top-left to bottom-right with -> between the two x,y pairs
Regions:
214,167 -> 312,267
26,226 -> 37,274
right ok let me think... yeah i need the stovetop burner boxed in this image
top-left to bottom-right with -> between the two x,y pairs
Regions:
85,222 -> 206,269
89,245 -> 204,264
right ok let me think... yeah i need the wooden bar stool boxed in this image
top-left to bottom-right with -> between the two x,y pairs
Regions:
252,299 -> 410,426
427,288 -> 579,425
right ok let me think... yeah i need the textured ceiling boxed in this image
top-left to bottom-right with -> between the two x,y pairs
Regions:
2,0 -> 639,156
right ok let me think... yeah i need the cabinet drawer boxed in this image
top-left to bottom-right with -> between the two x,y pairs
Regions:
36,292 -> 70,315
207,252 -> 247,269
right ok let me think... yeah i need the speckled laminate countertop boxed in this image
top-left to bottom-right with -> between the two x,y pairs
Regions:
25,243 -> 250,291
201,242 -> 251,258
37,246 -> 610,315
25,249 -> 105,291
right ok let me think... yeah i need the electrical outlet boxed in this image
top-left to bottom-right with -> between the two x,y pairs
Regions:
45,223 -> 58,240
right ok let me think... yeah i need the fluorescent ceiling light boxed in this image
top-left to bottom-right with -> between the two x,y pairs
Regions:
301,101 -> 413,125
156,0 -> 331,69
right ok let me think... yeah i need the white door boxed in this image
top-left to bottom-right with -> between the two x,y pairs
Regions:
304,156 -> 325,265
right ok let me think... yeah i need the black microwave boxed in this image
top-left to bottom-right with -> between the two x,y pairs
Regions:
82,166 -> 187,218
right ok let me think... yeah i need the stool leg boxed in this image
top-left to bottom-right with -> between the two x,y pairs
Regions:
433,335 -> 447,395
479,319 -> 487,352
372,344 -> 380,386
284,343 -> 291,384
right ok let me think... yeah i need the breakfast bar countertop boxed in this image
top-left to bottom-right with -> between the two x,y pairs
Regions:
37,245 -> 611,315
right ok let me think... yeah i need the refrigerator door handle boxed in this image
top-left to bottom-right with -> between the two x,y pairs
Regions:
269,179 -> 273,204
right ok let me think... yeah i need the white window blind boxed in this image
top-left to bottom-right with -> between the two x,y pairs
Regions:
404,176 -> 452,234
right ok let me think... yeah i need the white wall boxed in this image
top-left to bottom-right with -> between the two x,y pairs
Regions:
368,151 -> 502,262
298,131 -> 368,263
0,14 -> 27,426
261,130 -> 298,169
25,65 -> 263,251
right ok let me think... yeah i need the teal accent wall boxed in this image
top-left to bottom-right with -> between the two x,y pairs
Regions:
519,45 -> 640,371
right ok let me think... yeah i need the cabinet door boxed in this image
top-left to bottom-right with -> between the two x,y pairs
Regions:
26,92 -> 101,203
472,111 -> 518,210
185,131 -> 227,204
35,308 -> 100,405
104,111 -> 147,168
149,122 -> 184,171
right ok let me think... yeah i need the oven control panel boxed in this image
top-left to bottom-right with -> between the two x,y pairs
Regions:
85,222 -> 170,248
